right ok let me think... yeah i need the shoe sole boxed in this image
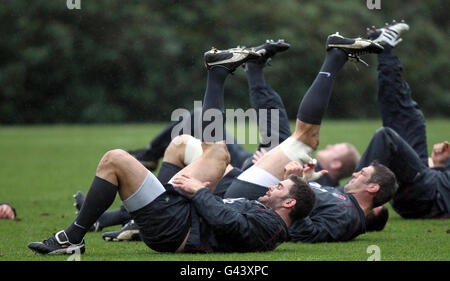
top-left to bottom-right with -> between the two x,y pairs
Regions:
255,41 -> 290,56
103,230 -> 141,242
328,41 -> 383,54
29,244 -> 85,255
327,41 -> 372,49
49,245 -> 85,255
205,48 -> 260,71
206,52 -> 250,67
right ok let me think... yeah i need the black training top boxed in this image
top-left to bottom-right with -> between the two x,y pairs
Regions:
288,182 -> 366,243
183,188 -> 289,253
391,166 -> 450,218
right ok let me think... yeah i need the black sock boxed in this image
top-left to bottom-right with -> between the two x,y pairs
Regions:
65,176 -> 118,243
297,48 -> 347,125
97,206 -> 132,229
245,62 -> 266,88
202,66 -> 229,142
380,43 -> 393,54
245,61 -> 291,147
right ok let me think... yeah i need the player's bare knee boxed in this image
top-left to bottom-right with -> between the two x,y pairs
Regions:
203,142 -> 230,166
97,149 -> 127,173
163,135 -> 190,166
221,144 -> 231,165
173,134 -> 193,145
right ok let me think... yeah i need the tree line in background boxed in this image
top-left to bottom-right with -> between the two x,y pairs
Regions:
0,0 -> 448,124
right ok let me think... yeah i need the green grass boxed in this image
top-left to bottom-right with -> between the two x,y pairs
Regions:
0,120 -> 449,261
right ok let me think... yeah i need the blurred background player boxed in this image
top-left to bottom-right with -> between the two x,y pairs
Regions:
0,202 -> 16,220
359,20 -> 450,219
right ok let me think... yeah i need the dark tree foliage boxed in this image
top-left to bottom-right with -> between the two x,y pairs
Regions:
0,0 -> 448,124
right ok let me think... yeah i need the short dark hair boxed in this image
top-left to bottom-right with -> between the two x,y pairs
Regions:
286,175 -> 316,221
366,205 -> 389,231
368,161 -> 398,208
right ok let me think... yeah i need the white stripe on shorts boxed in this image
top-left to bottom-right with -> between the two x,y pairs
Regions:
237,165 -> 279,188
122,172 -> 165,213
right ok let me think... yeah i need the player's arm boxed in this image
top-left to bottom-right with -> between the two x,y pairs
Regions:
171,174 -> 252,234
283,160 -> 327,182
429,141 -> 450,168
289,208 -> 352,243
289,216 -> 335,243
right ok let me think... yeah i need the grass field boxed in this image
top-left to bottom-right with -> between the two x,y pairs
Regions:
0,120 -> 449,261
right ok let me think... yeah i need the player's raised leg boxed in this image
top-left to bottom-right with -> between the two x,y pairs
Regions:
225,33 -> 383,199
255,33 -> 383,179
245,39 -> 292,152
368,21 -> 429,164
167,46 -> 260,190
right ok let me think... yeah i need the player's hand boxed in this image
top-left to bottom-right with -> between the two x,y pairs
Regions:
0,204 -> 15,219
431,141 -> 450,167
283,161 -> 304,179
302,158 -> 328,182
252,148 -> 267,164
171,174 -> 210,194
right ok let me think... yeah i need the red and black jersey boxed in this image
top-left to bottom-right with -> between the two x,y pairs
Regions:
288,183 -> 366,243
183,188 -> 289,253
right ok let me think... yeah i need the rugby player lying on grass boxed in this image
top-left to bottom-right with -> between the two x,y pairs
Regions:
29,31 -> 399,254
28,46 -> 317,255
83,21 -> 448,243
81,32 -> 396,244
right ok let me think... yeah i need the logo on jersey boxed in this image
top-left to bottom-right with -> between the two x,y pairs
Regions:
310,182 -> 347,200
332,193 -> 347,200
222,198 -> 245,204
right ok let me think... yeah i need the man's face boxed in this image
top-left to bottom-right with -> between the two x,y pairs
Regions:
317,143 -> 349,162
343,165 -> 375,194
258,179 -> 294,209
